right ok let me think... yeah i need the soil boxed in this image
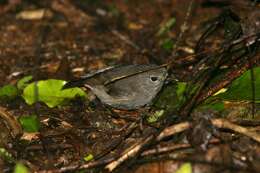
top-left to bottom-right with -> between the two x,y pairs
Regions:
0,0 -> 259,173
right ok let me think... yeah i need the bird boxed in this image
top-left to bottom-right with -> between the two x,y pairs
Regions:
62,64 -> 168,110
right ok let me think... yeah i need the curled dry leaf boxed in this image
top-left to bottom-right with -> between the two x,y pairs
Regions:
0,106 -> 22,138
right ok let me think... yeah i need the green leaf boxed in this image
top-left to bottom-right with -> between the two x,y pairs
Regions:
154,84 -> 178,111
175,163 -> 192,173
161,38 -> 175,52
17,75 -> 33,90
19,115 -> 40,133
215,67 -> 260,102
0,84 -> 18,100
200,101 -> 225,111
84,154 -> 94,162
147,110 -> 165,123
176,82 -> 187,99
200,67 -> 260,113
155,82 -> 188,112
13,163 -> 29,173
157,17 -> 176,36
0,148 -> 15,163
22,79 -> 86,108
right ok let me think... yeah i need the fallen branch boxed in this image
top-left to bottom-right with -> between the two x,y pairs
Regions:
105,134 -> 154,172
37,118 -> 259,172
157,118 -> 260,143
105,118 -> 260,172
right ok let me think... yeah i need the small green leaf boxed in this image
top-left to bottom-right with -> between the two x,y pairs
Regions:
84,154 -> 94,162
199,100 -> 225,112
22,79 -> 86,108
17,75 -> 33,90
161,38 -> 175,52
19,115 -> 40,133
175,163 -> 192,173
155,84 -> 178,110
0,84 -> 18,100
147,110 -> 165,123
176,82 -> 187,98
13,163 -> 29,173
0,148 -> 15,163
157,17 -> 176,36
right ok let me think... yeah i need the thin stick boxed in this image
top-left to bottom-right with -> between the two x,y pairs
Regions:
171,0 -> 195,58
36,117 -> 260,172
105,135 -> 154,172
157,118 -> 260,143
105,118 -> 260,172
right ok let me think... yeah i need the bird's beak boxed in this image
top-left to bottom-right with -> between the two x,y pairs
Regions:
62,80 -> 83,90
165,75 -> 178,84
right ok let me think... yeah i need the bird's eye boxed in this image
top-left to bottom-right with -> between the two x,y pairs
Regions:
150,76 -> 158,82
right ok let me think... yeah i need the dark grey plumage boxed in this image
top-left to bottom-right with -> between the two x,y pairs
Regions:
63,65 -> 168,110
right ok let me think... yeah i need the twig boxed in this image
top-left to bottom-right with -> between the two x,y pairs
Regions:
157,118 -> 260,143
212,119 -> 260,142
111,30 -> 140,50
94,122 -> 138,160
32,9 -> 52,169
233,119 -> 260,127
107,118 -> 260,172
36,142 -> 190,173
105,134 -> 154,172
179,52 -> 225,117
36,157 -> 114,173
36,117 -> 259,172
106,118 -> 260,172
171,0 -> 195,58
138,156 -> 256,173
141,138 -> 221,157
156,121 -> 191,141
105,118 -> 260,172
141,143 -> 190,156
